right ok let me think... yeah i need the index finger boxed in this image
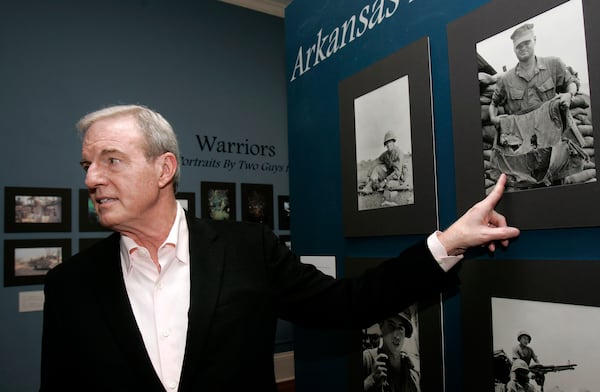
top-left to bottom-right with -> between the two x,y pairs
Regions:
482,173 -> 507,209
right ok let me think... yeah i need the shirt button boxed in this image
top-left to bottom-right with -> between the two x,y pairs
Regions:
162,329 -> 170,337
167,381 -> 177,389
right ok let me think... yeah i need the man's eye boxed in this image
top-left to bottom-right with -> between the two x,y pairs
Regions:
108,158 -> 120,165
82,164 -> 90,172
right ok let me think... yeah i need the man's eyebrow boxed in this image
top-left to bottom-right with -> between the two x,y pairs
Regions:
79,148 -> 123,166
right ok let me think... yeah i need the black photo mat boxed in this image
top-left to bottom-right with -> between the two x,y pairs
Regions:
240,183 -> 273,228
200,182 -> 236,221
345,257 -> 444,392
4,238 -> 71,286
447,0 -> 600,229
459,258 -> 600,391
339,36 -> 438,237
5,187 -> 71,232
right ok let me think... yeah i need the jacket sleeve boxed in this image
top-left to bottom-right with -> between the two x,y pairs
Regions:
263,226 -> 459,329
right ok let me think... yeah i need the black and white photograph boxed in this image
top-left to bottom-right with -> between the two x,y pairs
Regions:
477,0 -> 594,194
459,257 -> 600,391
339,37 -> 438,237
491,297 -> 596,392
448,0 -> 600,229
4,239 -> 71,286
241,183 -> 273,228
277,195 -> 290,230
200,181 -> 236,221
346,257 -> 444,392
361,304 -> 421,392
5,187 -> 71,232
355,75 -> 414,210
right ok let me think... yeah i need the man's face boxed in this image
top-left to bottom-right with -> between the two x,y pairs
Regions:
514,38 -> 536,62
80,115 -> 163,232
380,316 -> 407,355
384,140 -> 395,151
514,369 -> 530,385
518,335 -> 531,346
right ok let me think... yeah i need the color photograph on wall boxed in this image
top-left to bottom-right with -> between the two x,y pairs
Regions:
339,37 -> 438,237
448,0 -> 600,229
201,182 -> 236,221
460,258 -> 600,392
241,183 -> 273,228
5,187 -> 71,232
4,239 -> 70,286
345,257 -> 444,392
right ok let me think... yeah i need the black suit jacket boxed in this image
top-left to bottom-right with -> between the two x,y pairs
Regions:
40,215 -> 458,391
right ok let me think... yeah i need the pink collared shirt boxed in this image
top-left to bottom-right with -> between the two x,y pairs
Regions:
120,203 -> 190,391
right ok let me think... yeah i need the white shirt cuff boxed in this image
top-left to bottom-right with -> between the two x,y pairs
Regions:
427,231 -> 463,272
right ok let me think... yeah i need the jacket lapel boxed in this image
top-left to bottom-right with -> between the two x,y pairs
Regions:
179,216 -> 225,390
93,233 -> 165,390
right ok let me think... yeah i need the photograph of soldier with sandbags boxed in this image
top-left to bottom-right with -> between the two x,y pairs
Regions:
491,297 -> 600,392
477,0 -> 595,193
355,75 -> 415,211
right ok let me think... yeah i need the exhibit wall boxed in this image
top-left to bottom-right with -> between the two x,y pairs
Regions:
285,0 -> 600,391
0,1 -> 289,391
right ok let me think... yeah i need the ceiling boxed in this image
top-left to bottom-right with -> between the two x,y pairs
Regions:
219,0 -> 292,18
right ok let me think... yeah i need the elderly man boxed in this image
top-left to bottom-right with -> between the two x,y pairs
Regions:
487,23 -> 586,188
40,104 -> 519,391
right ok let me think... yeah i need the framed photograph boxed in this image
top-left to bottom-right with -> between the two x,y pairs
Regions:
4,239 -> 71,286
78,189 -> 111,232
278,234 -> 291,250
176,191 -> 196,218
345,258 -> 444,392
448,0 -> 600,229
241,183 -> 273,228
277,195 -> 290,230
200,182 -> 236,221
5,187 -> 71,232
339,37 -> 438,237
460,258 -> 600,391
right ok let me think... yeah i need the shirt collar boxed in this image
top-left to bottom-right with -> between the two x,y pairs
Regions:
120,203 -> 190,271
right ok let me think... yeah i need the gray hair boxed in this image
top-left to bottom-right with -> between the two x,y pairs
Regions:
76,104 -> 181,193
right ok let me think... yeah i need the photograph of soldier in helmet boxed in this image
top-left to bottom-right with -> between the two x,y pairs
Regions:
362,306 -> 420,392
354,75 -> 414,211
476,0 -> 594,192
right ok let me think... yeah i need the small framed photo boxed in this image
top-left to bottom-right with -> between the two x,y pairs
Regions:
176,192 -> 196,218
277,195 -> 290,230
345,258 -> 444,392
200,182 -> 236,221
4,239 -> 71,286
78,189 -> 111,232
241,183 -> 273,228
339,37 -> 438,237
460,258 -> 600,391
278,234 -> 291,250
448,0 -> 600,229
5,187 -> 71,232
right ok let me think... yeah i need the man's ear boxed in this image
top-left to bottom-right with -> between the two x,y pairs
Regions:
157,152 -> 178,188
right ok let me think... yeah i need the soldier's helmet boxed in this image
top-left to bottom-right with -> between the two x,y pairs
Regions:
383,131 -> 396,145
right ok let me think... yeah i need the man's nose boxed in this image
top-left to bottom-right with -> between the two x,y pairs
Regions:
84,163 -> 104,189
